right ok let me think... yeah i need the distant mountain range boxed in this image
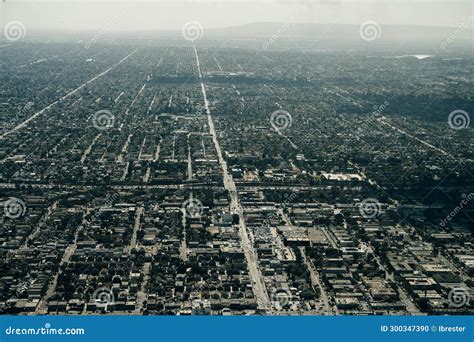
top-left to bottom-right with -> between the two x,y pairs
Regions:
21,22 -> 473,50
205,22 -> 472,42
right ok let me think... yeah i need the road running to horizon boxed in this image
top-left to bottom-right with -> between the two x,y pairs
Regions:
193,44 -> 271,311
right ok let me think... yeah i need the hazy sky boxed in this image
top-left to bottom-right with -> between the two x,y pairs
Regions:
1,0 -> 473,31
